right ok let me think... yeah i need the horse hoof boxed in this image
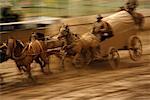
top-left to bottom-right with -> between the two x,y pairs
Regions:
17,73 -> 23,75
28,75 -> 36,81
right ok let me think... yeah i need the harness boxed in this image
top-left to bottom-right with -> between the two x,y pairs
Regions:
28,40 -> 44,55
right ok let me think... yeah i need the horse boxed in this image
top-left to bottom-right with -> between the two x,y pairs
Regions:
6,37 -> 50,80
58,25 -> 101,68
0,43 -> 8,63
30,32 -> 68,71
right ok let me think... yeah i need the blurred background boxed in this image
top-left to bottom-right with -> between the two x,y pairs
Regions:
0,0 -> 150,18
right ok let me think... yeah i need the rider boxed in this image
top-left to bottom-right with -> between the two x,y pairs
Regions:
123,0 -> 142,29
92,14 -> 112,41
124,0 -> 138,13
91,15 -> 114,59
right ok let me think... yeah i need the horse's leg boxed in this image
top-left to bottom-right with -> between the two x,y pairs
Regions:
91,46 -> 101,61
85,48 -> 93,65
53,51 -> 65,71
55,53 -> 63,59
16,64 -> 24,75
13,62 -> 25,82
16,61 -> 28,74
71,44 -> 84,68
72,52 -> 84,68
22,66 -> 29,72
40,52 -> 52,74
60,51 -> 66,71
26,64 -> 34,81
35,56 -> 45,73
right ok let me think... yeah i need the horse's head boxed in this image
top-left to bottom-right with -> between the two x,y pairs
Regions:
58,24 -> 70,40
6,38 -> 24,58
15,40 -> 25,57
36,32 -> 45,41
29,32 -> 38,41
30,32 -> 45,41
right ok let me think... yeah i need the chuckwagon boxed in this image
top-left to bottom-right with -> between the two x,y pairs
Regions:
94,11 -> 143,68
1,11 -> 143,81
20,11 -> 143,69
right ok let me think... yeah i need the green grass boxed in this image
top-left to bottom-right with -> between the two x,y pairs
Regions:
2,0 -> 150,18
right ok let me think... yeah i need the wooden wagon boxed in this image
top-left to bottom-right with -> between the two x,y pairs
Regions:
97,11 -> 142,68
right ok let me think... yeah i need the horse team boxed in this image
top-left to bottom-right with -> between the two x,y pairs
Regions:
0,9 -> 144,81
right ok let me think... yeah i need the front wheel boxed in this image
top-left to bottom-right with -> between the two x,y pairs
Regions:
128,36 -> 142,61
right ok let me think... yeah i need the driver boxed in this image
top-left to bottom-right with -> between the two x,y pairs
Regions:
92,14 -> 112,41
124,0 -> 138,13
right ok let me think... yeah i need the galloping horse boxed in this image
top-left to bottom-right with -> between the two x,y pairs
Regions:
6,37 -> 50,80
58,25 -> 101,67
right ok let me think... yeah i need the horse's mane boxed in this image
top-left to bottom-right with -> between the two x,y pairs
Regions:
14,39 -> 26,57
16,40 -> 24,48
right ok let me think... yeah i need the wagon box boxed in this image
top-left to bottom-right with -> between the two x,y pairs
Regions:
99,11 -> 142,67
101,11 -> 138,53
103,11 -> 138,35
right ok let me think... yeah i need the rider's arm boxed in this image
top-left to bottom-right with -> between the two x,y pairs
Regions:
99,21 -> 107,32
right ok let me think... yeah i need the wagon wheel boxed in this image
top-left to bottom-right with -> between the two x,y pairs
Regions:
108,47 -> 120,69
128,36 -> 142,61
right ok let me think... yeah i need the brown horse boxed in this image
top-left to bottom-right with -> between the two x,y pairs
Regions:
6,37 -> 50,80
31,32 -> 68,71
58,25 -> 101,67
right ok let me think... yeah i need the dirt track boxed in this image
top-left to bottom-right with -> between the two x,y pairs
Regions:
0,13 -> 150,100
